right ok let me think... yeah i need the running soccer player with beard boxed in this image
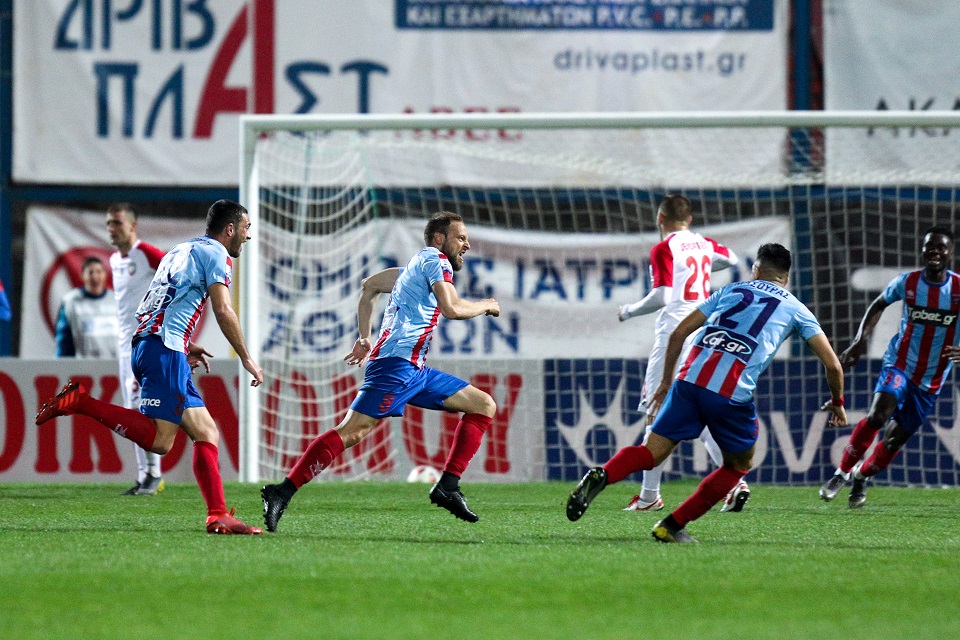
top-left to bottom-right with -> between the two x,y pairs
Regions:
37,200 -> 264,535
261,211 -> 501,532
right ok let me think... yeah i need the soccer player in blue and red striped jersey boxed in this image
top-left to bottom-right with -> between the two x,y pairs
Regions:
617,193 -> 746,513
568,243 -> 847,542
261,211 -> 501,531
821,226 -> 960,508
36,200 -> 264,535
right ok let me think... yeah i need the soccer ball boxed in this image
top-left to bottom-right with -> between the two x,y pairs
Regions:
406,464 -> 442,484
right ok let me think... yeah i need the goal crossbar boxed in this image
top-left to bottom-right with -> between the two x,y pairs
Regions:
241,110 -> 960,135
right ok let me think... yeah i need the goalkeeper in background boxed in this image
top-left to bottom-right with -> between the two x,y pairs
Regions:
821,226 -> 960,508
569,243 -> 847,543
617,194 -> 750,513
261,211 -> 501,532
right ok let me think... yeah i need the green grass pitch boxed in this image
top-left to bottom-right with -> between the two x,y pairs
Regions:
2,480 -> 959,640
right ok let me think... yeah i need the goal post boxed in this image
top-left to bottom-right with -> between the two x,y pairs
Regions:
238,110 -> 960,487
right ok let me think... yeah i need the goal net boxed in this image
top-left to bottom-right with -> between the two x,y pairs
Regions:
239,111 -> 960,488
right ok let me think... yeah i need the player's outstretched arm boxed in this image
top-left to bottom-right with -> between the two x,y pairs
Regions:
208,282 -> 263,387
344,268 -> 400,366
433,281 -> 499,320
618,286 -> 668,322
808,333 -> 847,427
356,268 -> 399,337
710,241 -> 739,271
839,294 -> 889,368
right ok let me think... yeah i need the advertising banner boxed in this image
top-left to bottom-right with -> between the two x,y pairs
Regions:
0,357 -> 543,483
21,206 -> 231,358
15,0 -> 788,186
823,1 -> 960,184
0,359 -> 240,482
23,208 -> 791,368
3,358 -> 958,485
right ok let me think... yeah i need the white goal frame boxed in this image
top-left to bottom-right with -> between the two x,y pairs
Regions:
238,110 -> 960,484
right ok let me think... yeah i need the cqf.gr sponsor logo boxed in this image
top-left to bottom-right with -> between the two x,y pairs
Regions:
699,327 -> 755,358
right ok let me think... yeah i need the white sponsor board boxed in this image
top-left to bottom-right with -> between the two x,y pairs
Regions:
15,0 -> 788,186
823,1 -> 960,184
0,357 -> 543,482
25,207 -> 792,362
0,358 -> 240,482
4,357 -> 959,485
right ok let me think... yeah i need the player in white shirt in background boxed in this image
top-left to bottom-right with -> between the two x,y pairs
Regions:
54,256 -> 118,358
107,204 -> 167,496
617,194 -> 750,513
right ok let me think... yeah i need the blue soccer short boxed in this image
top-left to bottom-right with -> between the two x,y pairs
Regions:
651,379 -> 759,454
132,336 -> 204,425
350,356 -> 469,419
874,366 -> 938,435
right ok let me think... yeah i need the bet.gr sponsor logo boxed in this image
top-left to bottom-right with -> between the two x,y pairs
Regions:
907,305 -> 958,328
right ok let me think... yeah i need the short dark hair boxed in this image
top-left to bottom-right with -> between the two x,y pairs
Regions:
924,226 -> 954,244
658,194 -> 692,224
82,256 -> 104,272
206,199 -> 248,236
756,243 -> 791,273
107,202 -> 136,221
423,211 -> 464,245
